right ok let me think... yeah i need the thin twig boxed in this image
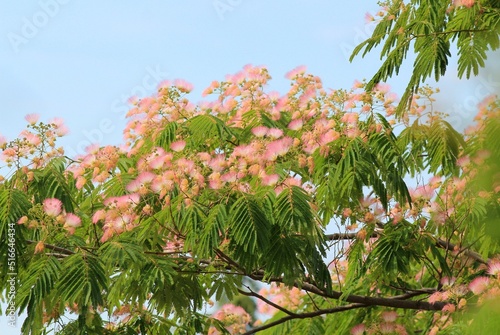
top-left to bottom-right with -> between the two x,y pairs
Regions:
26,239 -> 74,255
238,285 -> 298,317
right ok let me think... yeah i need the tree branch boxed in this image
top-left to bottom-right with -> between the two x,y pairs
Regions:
435,239 -> 487,265
26,239 -> 74,255
238,286 -> 298,317
325,232 -> 376,240
248,271 -> 444,311
241,289 -> 440,334
241,302 -> 365,335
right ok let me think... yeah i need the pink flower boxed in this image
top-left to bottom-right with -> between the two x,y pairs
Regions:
488,261 -> 500,276
442,303 -> 456,313
170,140 -> 186,152
76,176 -> 87,190
379,322 -> 395,334
353,80 -> 364,89
173,79 -> 194,93
267,128 -> 283,139
364,12 -> 375,23
469,276 -> 490,295
221,171 -> 237,183
375,83 -> 391,93
288,119 -> 303,131
285,65 -> 307,80
264,137 -> 293,161
343,208 -> 353,217
341,112 -> 359,124
202,80 -> 219,97
381,311 -> 398,322
251,126 -> 269,137
157,80 -> 171,90
350,324 -> 365,335
21,131 -> 41,146
319,129 -> 340,145
55,124 -> 69,136
0,134 -> 7,147
64,213 -> 82,234
410,185 -> 434,200
43,198 -> 62,217
454,0 -> 474,7
261,173 -> 279,186
208,155 -> 227,172
209,173 -> 223,189
428,176 -> 442,189
49,117 -> 65,127
92,209 -> 106,224
149,155 -> 166,170
137,171 -> 156,184
2,147 -> 17,160
428,292 -> 443,304
25,113 -> 40,125
440,277 -> 456,287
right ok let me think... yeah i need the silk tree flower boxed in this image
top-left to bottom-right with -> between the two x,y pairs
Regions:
170,140 -> 186,152
267,128 -> 283,138
251,126 -> 268,137
209,304 -> 251,335
24,113 -> 40,125
63,213 -> 82,234
0,135 -> 6,149
288,118 -> 303,131
285,65 -> 307,80
43,198 -> 63,217
350,324 -> 365,335
264,137 -> 293,161
469,276 -> 490,295
261,173 -> 279,186
488,261 -> 500,276
173,79 -> 194,93
381,311 -> 398,322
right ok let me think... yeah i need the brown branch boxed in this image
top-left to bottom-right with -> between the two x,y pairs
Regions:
215,249 -> 246,273
325,232 -> 376,240
435,239 -> 487,265
26,239 -> 74,255
238,286 -> 298,317
248,271 -> 444,311
241,302 -> 365,335
242,289 -> 440,334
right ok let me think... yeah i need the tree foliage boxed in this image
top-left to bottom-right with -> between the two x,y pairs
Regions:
351,0 -> 500,116
1,2 -> 500,329
0,64 -> 499,334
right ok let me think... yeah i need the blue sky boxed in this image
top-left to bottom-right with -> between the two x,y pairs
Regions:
0,0 -> 383,158
0,1 -> 499,333
1,1 -> 497,160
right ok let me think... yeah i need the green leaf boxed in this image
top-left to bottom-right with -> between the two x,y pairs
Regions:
0,188 -> 31,228
229,194 -> 271,269
230,194 -> 270,252
56,252 -> 107,307
155,121 -> 179,149
195,203 -> 227,258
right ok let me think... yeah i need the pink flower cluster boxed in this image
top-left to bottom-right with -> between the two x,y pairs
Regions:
208,304 -> 251,335
0,114 -> 67,169
18,197 -> 81,235
257,283 -> 304,315
351,310 -> 408,335
61,65 -> 431,244
92,193 -> 141,242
